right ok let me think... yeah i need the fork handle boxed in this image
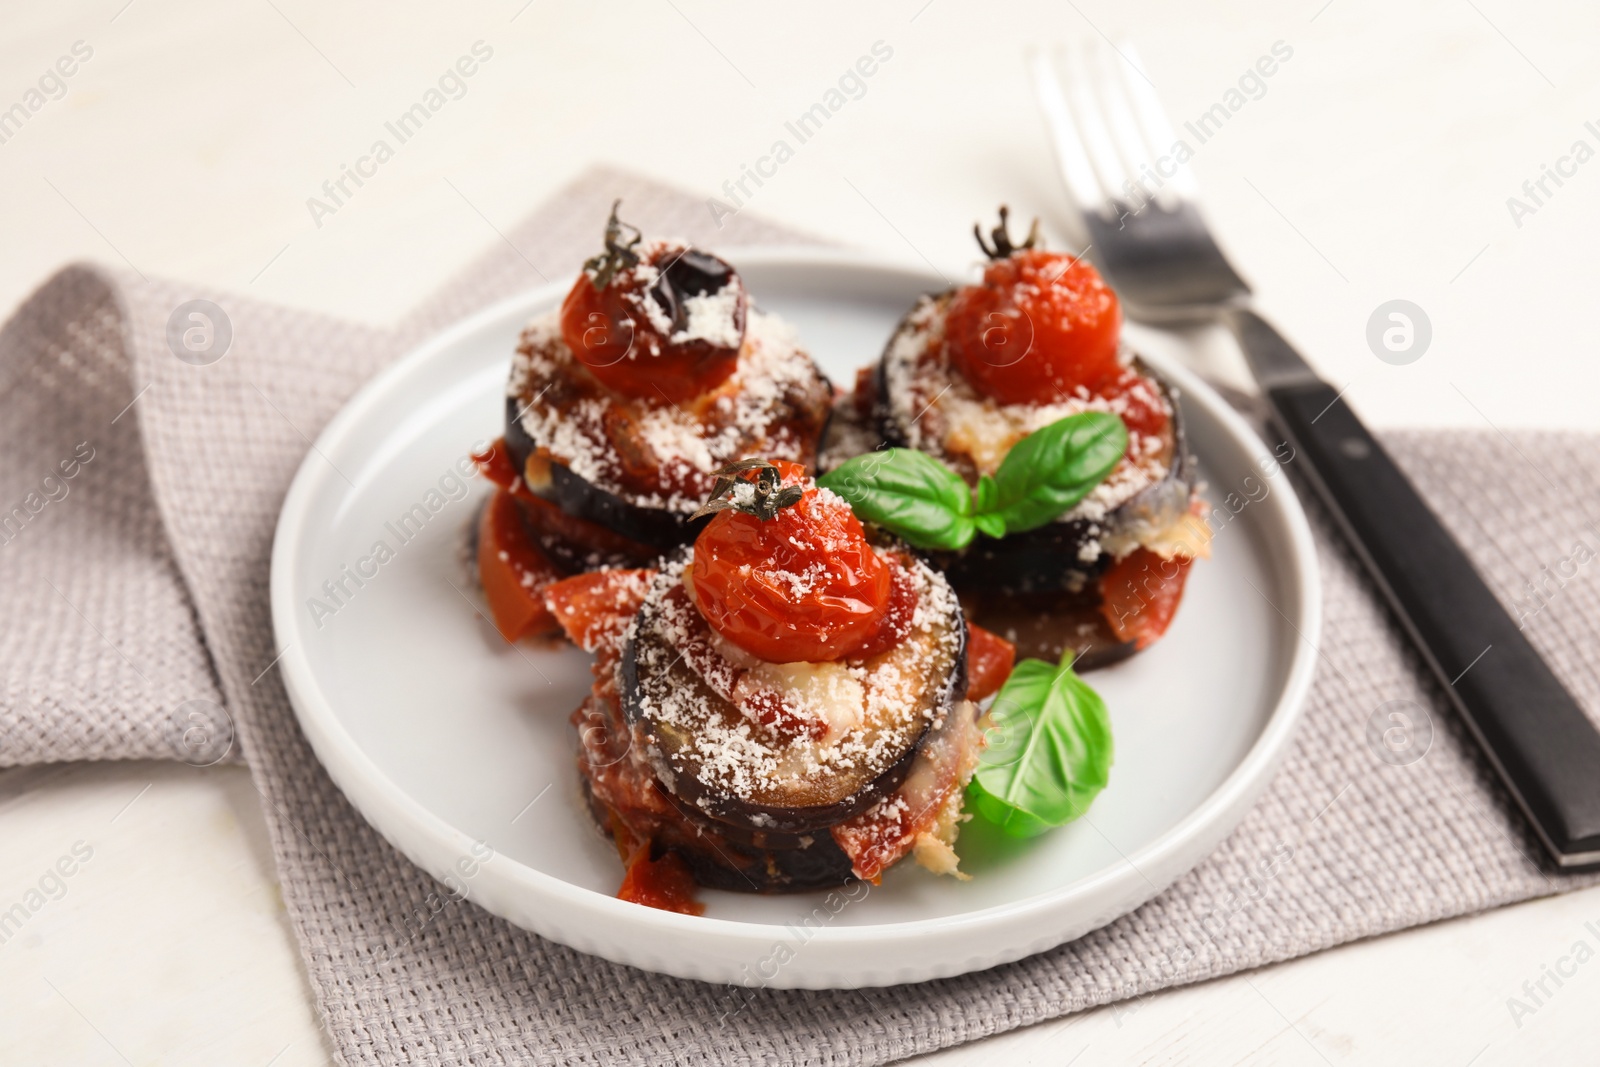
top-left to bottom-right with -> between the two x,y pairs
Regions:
1234,311 -> 1600,868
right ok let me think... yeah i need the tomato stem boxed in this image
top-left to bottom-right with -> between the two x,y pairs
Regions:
690,459 -> 804,522
974,204 -> 1042,261
582,198 -> 643,290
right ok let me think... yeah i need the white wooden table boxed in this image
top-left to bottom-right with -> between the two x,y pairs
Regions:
3,1 -> 1598,1063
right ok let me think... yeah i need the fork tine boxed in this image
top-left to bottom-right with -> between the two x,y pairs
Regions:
1029,47 -> 1108,216
1058,41 -> 1136,219
1109,43 -> 1201,202
1088,41 -> 1178,212
1030,38 -> 1252,314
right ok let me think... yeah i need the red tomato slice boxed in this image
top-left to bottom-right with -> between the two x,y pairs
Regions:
848,555 -> 920,662
946,250 -> 1122,406
558,255 -> 741,405
476,488 -> 562,642
474,437 -> 658,567
1099,547 -> 1194,650
965,623 -> 1016,702
543,569 -> 655,653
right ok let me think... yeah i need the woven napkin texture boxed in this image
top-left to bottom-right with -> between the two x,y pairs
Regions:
3,167 -> 1598,1066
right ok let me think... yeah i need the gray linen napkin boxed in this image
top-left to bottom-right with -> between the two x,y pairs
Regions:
2,167 -> 1598,1066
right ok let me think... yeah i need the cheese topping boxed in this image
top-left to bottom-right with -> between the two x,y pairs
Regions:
745,658 -> 867,742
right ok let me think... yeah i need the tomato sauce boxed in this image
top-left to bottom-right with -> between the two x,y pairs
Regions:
543,569 -> 653,653
617,845 -> 705,916
546,568 -> 716,916
473,437 -> 657,569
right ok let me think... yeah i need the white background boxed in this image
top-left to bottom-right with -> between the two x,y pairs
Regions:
2,0 -> 1599,1063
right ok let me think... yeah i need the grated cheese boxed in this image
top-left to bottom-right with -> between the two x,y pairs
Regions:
673,286 -> 744,348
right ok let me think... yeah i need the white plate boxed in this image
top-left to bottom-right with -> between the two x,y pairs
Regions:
270,248 -> 1320,989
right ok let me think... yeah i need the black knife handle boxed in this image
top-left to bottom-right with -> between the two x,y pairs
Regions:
1236,312 -> 1600,868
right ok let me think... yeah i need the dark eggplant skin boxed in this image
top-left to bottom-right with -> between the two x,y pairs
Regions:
674,833 -> 857,894
618,552 -> 968,838
504,395 -> 706,551
666,689 -> 982,892
956,585 -> 1137,672
588,661 -> 985,893
578,774 -> 857,893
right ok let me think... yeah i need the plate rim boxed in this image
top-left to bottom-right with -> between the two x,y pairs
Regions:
269,246 -> 1321,981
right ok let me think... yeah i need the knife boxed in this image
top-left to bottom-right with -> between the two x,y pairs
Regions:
1232,308 -> 1600,869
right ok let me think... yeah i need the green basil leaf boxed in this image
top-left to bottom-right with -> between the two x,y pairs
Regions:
972,512 -> 1007,539
973,474 -> 999,514
816,449 -> 975,551
969,476 -> 1005,537
984,412 -> 1128,535
968,650 -> 1113,837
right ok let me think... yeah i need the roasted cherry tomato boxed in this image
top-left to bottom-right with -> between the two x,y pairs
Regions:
965,622 -> 1016,702
558,207 -> 746,405
848,555 -> 919,661
690,461 -> 892,664
946,248 -> 1122,406
1099,547 -> 1194,649
476,488 -> 562,642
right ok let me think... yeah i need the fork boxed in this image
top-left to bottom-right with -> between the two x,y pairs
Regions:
1032,41 -> 1600,870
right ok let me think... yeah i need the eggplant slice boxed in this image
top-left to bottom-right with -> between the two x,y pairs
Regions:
619,551 -> 968,839
958,585 -> 1136,671
505,308 -> 833,552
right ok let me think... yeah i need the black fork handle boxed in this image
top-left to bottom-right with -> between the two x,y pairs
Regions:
1233,310 -> 1600,869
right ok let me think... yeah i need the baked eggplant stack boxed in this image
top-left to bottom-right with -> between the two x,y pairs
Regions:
843,210 -> 1207,668
540,461 -> 987,910
460,209 -> 1176,913
471,204 -> 833,643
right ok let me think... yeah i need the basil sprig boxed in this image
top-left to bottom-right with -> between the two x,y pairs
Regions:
815,411 -> 1127,551
967,649 -> 1113,837
816,448 -> 975,550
